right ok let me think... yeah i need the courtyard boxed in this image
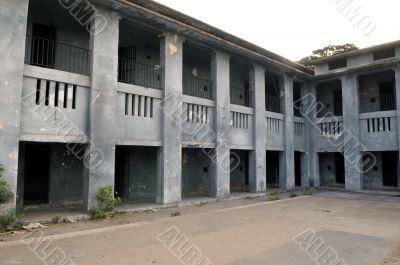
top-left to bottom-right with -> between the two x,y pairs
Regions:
1,191 -> 400,265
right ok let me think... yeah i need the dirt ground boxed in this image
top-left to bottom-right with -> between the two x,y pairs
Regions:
1,191 -> 400,265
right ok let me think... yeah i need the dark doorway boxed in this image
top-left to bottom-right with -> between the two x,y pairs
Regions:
382,152 -> 397,187
295,152 -> 301,186
379,81 -> 395,111
115,147 -> 129,201
230,150 -> 249,192
333,90 -> 343,116
31,22 -> 56,68
24,144 -> 50,204
335,153 -> 345,184
266,151 -> 280,188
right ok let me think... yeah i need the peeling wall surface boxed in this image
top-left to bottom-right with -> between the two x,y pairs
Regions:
1,0 -> 400,214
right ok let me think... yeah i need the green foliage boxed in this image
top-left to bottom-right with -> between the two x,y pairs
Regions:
0,165 -> 14,204
170,211 -> 181,217
290,192 -> 298,198
51,216 -> 62,224
96,185 -> 121,211
89,207 -> 106,220
298,43 -> 359,70
268,192 -> 280,201
0,209 -> 19,232
303,188 -> 314,196
89,185 -> 121,220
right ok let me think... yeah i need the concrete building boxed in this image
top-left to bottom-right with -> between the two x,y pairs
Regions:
0,0 -> 399,213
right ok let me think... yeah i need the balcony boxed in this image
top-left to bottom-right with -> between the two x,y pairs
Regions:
25,35 -> 91,75
230,86 -> 251,107
118,58 -> 163,90
266,95 -> 282,113
183,75 -> 213,99
359,94 -> 395,113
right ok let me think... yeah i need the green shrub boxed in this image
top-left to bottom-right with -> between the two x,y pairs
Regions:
0,209 -> 18,232
303,188 -> 314,196
170,211 -> 181,217
51,216 -> 61,224
89,185 -> 121,220
268,191 -> 279,201
290,192 -> 298,198
89,207 -> 106,220
0,165 -> 14,204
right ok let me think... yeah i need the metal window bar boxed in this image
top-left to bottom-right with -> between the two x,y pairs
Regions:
25,35 -> 91,75
230,86 -> 251,107
118,58 -> 163,90
183,75 -> 213,99
360,94 -> 395,113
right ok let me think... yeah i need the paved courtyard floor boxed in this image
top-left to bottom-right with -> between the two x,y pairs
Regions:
1,191 -> 400,265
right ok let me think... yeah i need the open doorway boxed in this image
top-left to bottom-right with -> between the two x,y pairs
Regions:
382,152 -> 397,187
266,151 -> 280,188
335,153 -> 345,184
295,152 -> 302,187
230,150 -> 249,192
23,144 -> 50,205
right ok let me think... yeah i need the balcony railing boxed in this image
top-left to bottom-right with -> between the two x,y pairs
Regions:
230,86 -> 251,107
25,35 -> 91,75
266,95 -> 281,113
360,94 -> 395,113
183,75 -> 213,99
118,58 -> 163,90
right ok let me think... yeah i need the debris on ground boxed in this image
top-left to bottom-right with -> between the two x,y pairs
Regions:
22,223 -> 47,231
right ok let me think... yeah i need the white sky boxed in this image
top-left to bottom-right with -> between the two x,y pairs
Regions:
154,0 -> 400,61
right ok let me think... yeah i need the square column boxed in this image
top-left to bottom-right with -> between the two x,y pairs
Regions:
84,9 -> 120,211
209,50 -> 231,198
249,64 -> 266,192
341,74 -> 362,191
394,68 -> 400,189
0,0 -> 29,213
280,75 -> 295,190
303,83 -> 320,187
157,32 -> 184,204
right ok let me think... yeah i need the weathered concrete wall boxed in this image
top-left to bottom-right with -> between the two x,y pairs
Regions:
230,150 -> 248,192
49,144 -> 84,205
249,64 -> 266,192
319,153 -> 337,186
342,75 -> 362,191
209,50 -> 230,198
363,152 -> 383,189
157,32 -> 184,204
0,0 -> 29,213
280,75 -> 295,190
84,8 -> 120,211
182,148 -> 210,197
183,46 -> 211,81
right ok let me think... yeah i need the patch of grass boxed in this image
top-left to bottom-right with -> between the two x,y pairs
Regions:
170,211 -> 181,217
51,216 -> 62,224
0,209 -> 21,232
303,188 -> 314,196
89,207 -> 106,220
267,192 -> 280,201
0,165 -> 14,204
290,192 -> 298,198
89,185 -> 121,220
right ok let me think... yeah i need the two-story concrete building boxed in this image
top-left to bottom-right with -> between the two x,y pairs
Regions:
0,0 -> 399,214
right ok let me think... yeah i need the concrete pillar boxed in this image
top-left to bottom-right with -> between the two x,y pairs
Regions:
394,68 -> 400,189
281,75 -> 295,190
341,74 -> 362,191
84,9 -> 120,211
249,64 -> 266,193
157,32 -> 184,204
209,50 -> 231,198
304,83 -> 319,187
0,0 -> 29,213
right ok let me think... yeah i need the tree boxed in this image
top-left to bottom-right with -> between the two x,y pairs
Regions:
298,44 -> 359,70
